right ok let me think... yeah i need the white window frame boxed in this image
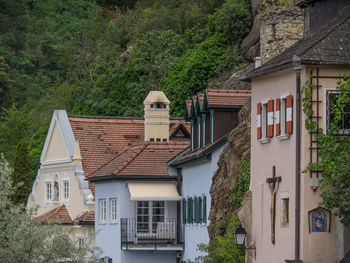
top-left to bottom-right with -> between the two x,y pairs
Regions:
110,198 -> 117,224
259,98 -> 270,144
62,178 -> 69,202
75,234 -> 84,248
135,201 -> 167,233
99,199 -> 107,224
277,92 -> 291,140
44,179 -> 52,203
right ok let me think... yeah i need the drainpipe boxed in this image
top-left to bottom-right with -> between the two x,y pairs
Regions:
293,55 -> 302,261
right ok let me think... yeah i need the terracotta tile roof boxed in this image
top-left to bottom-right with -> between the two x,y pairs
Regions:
168,133 -> 229,166
197,93 -> 205,111
169,123 -> 190,138
36,205 -> 73,224
74,210 -> 95,225
69,116 -> 188,175
206,89 -> 251,108
89,141 -> 189,179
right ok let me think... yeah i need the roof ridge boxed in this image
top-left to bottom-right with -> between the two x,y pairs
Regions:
113,142 -> 149,176
86,144 -> 136,178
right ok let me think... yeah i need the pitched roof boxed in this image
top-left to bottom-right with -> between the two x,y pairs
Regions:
169,123 -> 190,139
242,9 -> 350,80
205,89 -> 252,108
74,210 -> 95,225
197,93 -> 205,111
88,141 -> 189,180
185,100 -> 192,119
69,116 -> 188,176
36,205 -> 73,224
168,133 -> 229,166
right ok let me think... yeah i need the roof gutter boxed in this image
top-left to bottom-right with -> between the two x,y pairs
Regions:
293,55 -> 302,262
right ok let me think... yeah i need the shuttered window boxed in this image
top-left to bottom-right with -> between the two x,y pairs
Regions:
202,195 -> 207,224
182,198 -> 187,224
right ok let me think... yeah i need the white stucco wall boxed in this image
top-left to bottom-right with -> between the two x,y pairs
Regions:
95,180 -> 178,263
181,144 -> 225,262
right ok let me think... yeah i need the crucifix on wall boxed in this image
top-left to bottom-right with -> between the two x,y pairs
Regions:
266,166 -> 281,245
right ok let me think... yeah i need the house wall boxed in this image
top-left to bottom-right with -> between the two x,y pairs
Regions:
300,66 -> 350,263
213,110 -> 239,141
95,180 -> 178,263
28,163 -> 87,219
180,145 -> 224,262
251,69 -> 297,263
251,66 -> 350,263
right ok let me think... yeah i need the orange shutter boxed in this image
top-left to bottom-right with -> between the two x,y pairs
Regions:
257,103 -> 262,140
286,95 -> 293,134
267,100 -> 274,138
276,98 -> 281,136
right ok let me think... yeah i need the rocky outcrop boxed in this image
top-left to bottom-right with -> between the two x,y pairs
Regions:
209,99 -> 251,239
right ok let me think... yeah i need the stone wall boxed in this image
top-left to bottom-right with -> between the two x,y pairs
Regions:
260,7 -> 304,64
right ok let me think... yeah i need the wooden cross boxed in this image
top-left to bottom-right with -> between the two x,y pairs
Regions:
266,166 -> 281,245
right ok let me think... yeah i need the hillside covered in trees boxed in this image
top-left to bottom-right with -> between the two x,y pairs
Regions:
0,0 -> 252,193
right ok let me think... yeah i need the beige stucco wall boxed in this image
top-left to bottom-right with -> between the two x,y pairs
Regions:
251,65 -> 350,263
28,164 -> 87,219
43,122 -> 69,162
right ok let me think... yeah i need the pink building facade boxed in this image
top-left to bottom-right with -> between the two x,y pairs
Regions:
244,7 -> 350,262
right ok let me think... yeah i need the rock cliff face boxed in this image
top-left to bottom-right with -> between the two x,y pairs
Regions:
209,99 -> 251,239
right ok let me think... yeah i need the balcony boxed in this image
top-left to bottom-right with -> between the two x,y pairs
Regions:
121,218 -> 184,251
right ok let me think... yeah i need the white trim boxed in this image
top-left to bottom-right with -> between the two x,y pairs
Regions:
261,97 -> 270,104
280,92 -> 289,99
110,198 -> 118,224
44,179 -> 53,204
41,159 -> 72,165
277,134 -> 290,141
258,138 -> 271,144
62,178 -> 70,203
99,199 -> 107,224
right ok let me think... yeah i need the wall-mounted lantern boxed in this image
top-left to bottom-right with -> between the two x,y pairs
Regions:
233,224 -> 256,259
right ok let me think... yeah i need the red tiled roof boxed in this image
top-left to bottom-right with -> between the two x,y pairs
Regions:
185,100 -> 192,118
198,93 -> 205,111
74,210 -> 95,225
206,89 -> 251,108
169,123 -> 190,138
89,141 -> 189,179
36,205 -> 73,224
69,116 -> 188,176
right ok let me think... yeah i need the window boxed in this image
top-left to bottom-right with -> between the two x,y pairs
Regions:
110,198 -> 117,224
136,201 -> 165,233
76,235 -> 84,247
99,199 -> 106,224
45,181 -> 52,202
326,90 -> 350,135
183,195 -> 206,225
62,180 -> 69,201
262,102 -> 268,139
276,94 -> 293,139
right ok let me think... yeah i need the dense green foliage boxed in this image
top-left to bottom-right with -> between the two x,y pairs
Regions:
303,75 -> 350,225
197,214 -> 245,263
0,154 -> 99,262
0,0 -> 252,191
230,158 -> 250,208
11,142 -> 32,205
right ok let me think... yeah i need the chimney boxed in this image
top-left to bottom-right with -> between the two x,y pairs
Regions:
144,91 -> 170,142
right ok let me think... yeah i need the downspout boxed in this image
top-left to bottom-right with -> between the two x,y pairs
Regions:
293,55 -> 302,261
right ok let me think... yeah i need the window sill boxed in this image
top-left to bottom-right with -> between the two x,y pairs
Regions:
110,222 -> 118,225
99,222 -> 107,225
277,134 -> 290,141
258,138 -> 271,144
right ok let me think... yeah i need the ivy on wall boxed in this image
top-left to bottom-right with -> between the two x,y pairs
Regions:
302,74 -> 350,225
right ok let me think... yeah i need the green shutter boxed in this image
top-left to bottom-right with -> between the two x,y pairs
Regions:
203,195 -> 207,224
199,196 -> 202,224
189,197 -> 193,224
194,196 -> 198,223
187,197 -> 191,224
182,198 -> 186,224
108,258 -> 112,263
